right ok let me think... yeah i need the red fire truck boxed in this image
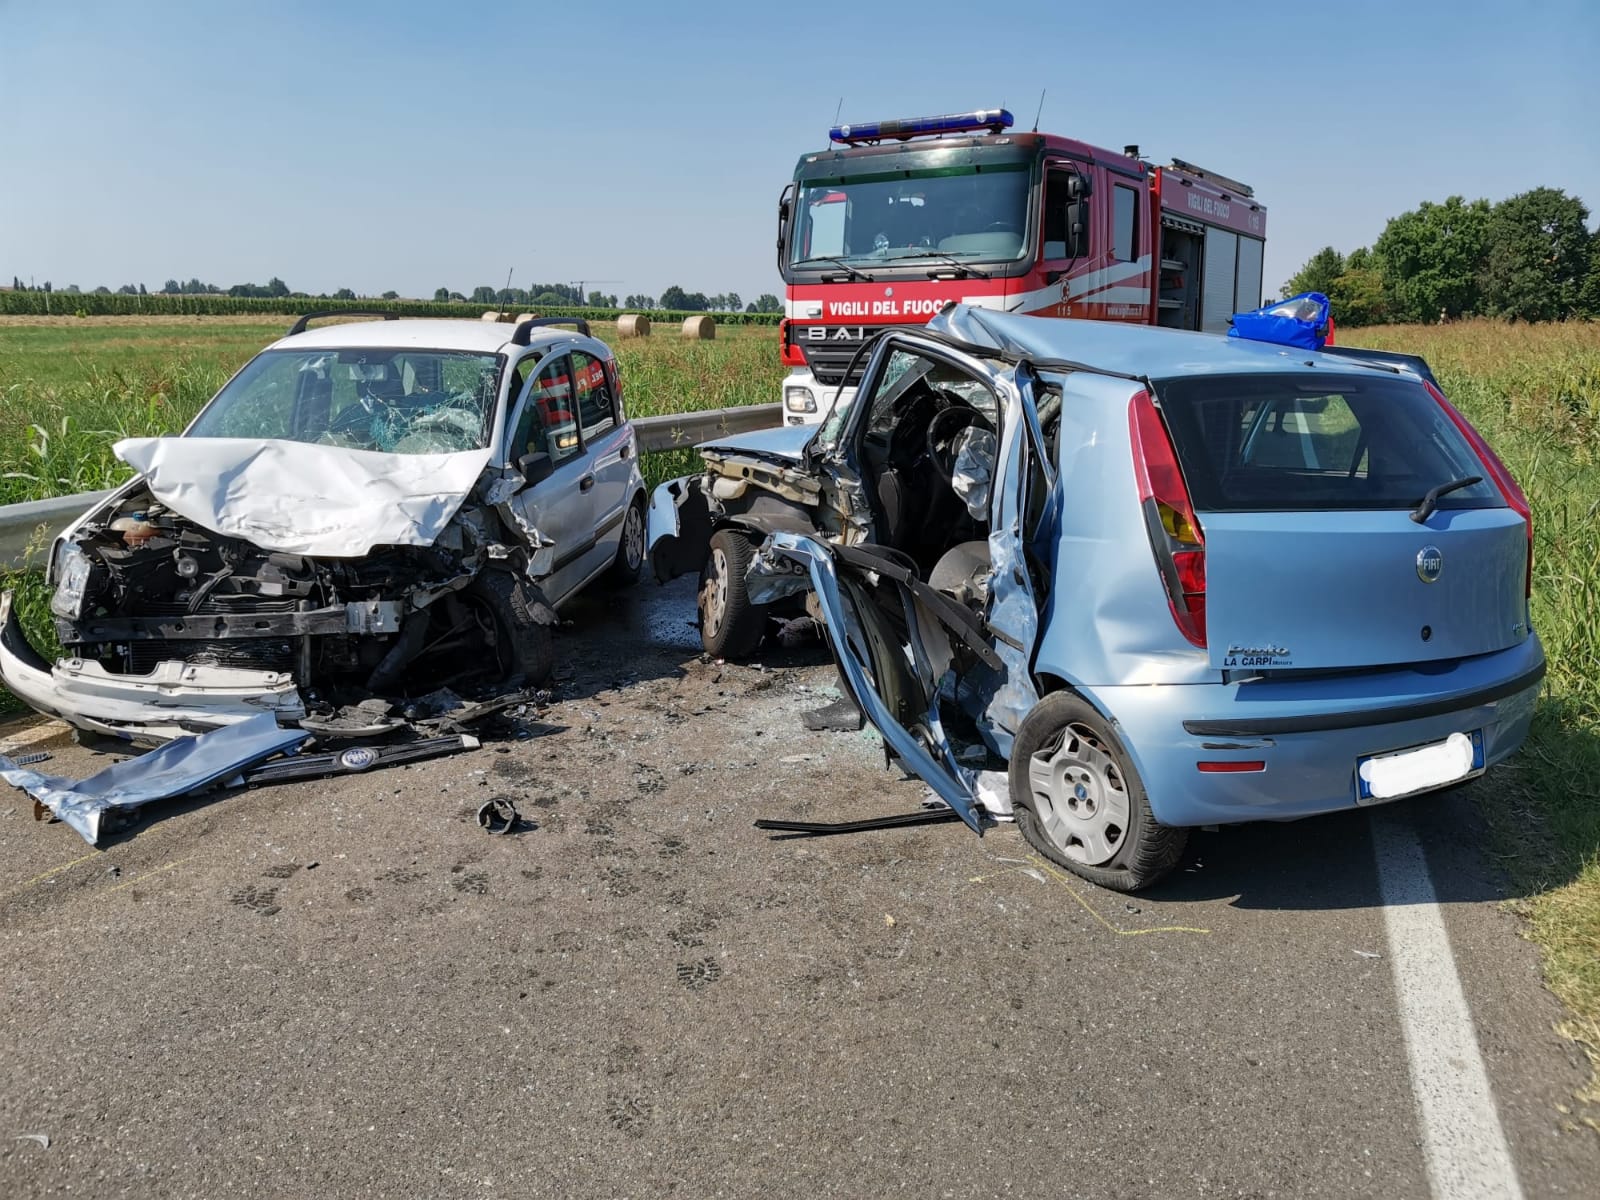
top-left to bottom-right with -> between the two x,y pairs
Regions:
775,108 -> 1267,424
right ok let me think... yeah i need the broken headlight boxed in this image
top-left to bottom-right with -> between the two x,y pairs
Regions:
49,542 -> 93,620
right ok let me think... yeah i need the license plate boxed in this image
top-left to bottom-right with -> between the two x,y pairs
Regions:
1357,729 -> 1485,804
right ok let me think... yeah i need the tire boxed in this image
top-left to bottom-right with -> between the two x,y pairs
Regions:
605,495 -> 647,587
698,527 -> 768,659
1008,691 -> 1187,892
462,566 -> 555,686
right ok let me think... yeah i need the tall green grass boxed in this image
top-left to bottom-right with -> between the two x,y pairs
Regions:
1358,321 -> 1600,1083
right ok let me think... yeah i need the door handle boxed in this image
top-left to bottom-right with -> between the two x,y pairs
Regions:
579,474 -> 595,492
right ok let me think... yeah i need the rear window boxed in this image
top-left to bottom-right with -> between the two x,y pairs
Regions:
1153,372 -> 1502,512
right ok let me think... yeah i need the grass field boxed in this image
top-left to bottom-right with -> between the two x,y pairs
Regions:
1,315 -> 1597,1079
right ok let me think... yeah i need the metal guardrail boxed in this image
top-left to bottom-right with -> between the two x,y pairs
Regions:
0,404 -> 785,571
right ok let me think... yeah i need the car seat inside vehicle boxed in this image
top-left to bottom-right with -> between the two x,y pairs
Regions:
857,355 -> 998,587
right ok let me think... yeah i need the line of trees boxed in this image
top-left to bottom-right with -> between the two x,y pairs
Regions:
6,276 -> 781,313
1282,187 -> 1600,326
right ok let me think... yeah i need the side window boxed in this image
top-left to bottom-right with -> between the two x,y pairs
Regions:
1042,169 -> 1072,260
572,350 -> 616,441
1112,184 -> 1138,263
511,355 -> 580,465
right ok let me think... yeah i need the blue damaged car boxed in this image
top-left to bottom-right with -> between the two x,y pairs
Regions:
647,304 -> 1543,891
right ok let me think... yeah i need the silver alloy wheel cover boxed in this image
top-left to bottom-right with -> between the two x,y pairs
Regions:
622,504 -> 644,568
701,546 -> 729,636
1026,722 -> 1130,866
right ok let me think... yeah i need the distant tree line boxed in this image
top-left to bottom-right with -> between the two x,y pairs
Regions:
1281,187 -> 1600,326
6,275 -> 781,313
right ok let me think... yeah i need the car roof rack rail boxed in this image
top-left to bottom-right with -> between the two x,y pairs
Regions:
510,317 -> 591,345
285,310 -> 402,336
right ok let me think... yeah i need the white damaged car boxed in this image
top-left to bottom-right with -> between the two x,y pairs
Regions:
0,313 -> 646,741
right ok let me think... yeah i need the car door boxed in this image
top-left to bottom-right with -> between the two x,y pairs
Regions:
501,350 -> 601,606
569,348 -> 636,570
757,360 -> 1054,834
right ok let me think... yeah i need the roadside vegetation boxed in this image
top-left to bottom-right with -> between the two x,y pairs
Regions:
1,315 -> 1596,1082
1356,320 -> 1600,1090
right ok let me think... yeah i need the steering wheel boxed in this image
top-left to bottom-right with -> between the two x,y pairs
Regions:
925,400 -> 996,485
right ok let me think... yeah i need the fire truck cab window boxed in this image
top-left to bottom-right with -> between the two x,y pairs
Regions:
1113,184 -> 1139,263
1043,169 -> 1075,260
790,165 -> 1030,266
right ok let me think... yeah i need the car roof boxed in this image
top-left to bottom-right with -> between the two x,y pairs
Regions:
925,306 -> 1412,385
264,318 -> 589,356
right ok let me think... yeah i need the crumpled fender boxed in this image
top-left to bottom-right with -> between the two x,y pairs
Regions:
646,477 -> 714,584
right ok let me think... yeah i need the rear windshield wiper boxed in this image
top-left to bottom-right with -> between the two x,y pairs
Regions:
1410,475 -> 1483,523
792,256 -> 874,282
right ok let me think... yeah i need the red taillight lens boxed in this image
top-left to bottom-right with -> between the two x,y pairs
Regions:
1129,390 -> 1206,647
779,319 -> 807,367
1424,380 -> 1532,599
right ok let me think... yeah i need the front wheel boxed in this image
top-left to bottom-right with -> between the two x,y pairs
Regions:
1009,691 -> 1187,892
698,528 -> 768,659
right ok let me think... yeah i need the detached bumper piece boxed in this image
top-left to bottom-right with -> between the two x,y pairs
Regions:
0,713 -> 310,845
240,734 -> 478,785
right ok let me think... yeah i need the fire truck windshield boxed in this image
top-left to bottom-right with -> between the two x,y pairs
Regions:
788,163 -> 1030,270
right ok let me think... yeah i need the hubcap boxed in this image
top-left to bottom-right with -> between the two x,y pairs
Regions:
623,505 -> 644,568
701,547 -> 729,635
1026,722 -> 1129,866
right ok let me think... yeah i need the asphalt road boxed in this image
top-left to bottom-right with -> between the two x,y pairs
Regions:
2,577 -> 1596,1198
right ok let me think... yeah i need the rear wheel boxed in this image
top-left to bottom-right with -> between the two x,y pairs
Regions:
698,528 -> 768,659
1009,691 -> 1187,892
605,495 -> 646,587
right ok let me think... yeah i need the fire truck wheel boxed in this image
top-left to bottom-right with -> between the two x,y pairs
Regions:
698,528 -> 768,659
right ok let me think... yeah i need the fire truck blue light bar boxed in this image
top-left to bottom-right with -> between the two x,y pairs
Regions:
829,109 -> 1015,144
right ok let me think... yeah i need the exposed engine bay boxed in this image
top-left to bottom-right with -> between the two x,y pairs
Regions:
44,484 -> 555,734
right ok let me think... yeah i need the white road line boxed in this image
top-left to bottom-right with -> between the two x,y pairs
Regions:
1371,808 -> 1524,1200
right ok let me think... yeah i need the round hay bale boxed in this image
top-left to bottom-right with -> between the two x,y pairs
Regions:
515,313 -> 538,325
681,315 -> 716,340
481,311 -> 513,323
616,313 -> 651,339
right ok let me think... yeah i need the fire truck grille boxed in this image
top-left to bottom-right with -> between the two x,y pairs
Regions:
795,326 -> 877,387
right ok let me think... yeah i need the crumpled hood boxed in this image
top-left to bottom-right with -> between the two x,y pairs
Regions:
698,423 -> 816,463
113,437 -> 493,558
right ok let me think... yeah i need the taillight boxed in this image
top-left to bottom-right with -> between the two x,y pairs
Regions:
1424,380 -> 1532,599
779,319 -> 807,367
1129,390 -> 1206,647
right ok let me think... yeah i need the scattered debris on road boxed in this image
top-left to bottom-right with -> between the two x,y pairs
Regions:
476,796 -> 523,835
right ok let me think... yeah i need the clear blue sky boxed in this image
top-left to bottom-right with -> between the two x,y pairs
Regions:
2,0 -> 1594,303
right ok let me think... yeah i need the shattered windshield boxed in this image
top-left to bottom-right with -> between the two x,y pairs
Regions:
188,348 -> 502,454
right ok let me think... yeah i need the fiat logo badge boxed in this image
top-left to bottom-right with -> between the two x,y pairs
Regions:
1416,546 -> 1443,583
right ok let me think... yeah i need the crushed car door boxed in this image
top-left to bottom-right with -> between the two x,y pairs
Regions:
502,352 -> 600,605
754,367 -> 1054,832
758,532 -> 1002,832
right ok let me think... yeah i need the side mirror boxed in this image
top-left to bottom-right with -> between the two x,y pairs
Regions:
518,451 -> 553,487
776,183 -> 796,267
1067,200 -> 1090,258
1067,169 -> 1092,199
